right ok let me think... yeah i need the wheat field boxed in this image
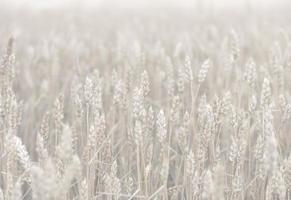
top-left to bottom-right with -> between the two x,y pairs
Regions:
1,3 -> 291,200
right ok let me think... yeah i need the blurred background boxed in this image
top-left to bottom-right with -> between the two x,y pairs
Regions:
0,0 -> 291,156
0,0 -> 290,10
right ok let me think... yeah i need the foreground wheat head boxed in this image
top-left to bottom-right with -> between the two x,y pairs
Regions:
1,8 -> 291,200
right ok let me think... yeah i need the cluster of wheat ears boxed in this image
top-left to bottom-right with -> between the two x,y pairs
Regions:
1,9 -> 291,200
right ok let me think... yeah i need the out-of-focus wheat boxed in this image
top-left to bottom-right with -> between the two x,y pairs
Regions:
0,6 -> 291,200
